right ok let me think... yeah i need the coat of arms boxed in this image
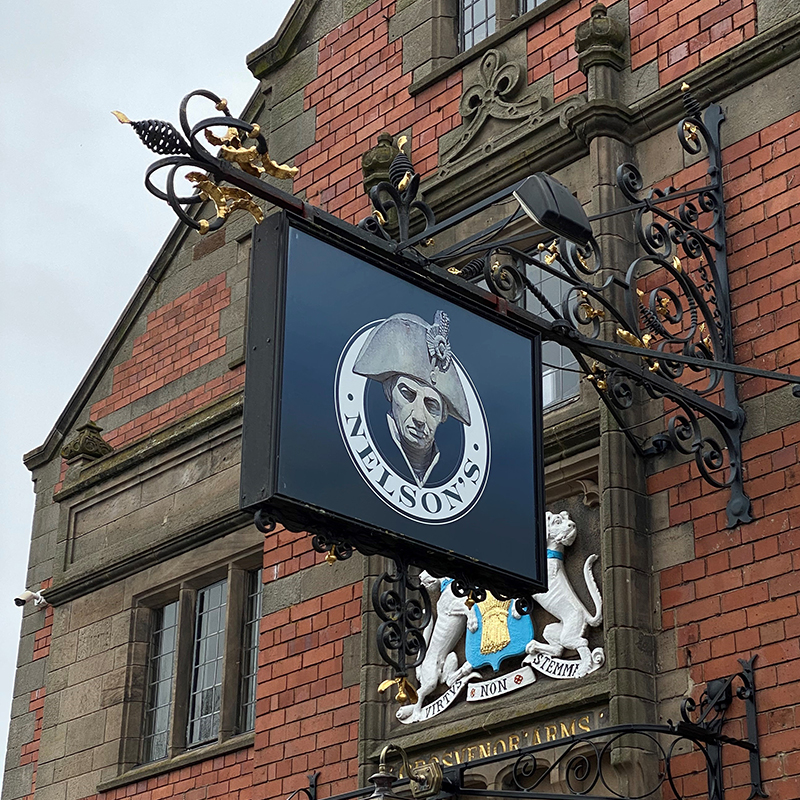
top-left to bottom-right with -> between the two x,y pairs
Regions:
397,511 -> 605,724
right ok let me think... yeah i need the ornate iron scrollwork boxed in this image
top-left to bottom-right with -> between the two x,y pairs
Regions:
359,137 -> 436,244
115,89 -> 302,234
373,560 -> 432,705
435,657 -> 762,800
418,85 -> 780,528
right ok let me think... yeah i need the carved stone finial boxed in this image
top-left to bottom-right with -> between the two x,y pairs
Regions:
61,421 -> 113,463
361,132 -> 400,195
574,2 -> 626,74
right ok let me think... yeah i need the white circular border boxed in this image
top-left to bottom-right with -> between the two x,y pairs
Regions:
335,321 -> 491,525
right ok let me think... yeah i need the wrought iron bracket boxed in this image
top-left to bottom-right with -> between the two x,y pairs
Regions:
373,560 -> 432,706
115,89 -> 305,235
125,87 -> 800,529
359,87 -> 800,529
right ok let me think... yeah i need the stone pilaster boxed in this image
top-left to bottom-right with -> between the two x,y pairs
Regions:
573,3 -> 658,793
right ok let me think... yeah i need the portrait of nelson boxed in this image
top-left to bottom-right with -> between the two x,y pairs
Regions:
352,311 -> 471,487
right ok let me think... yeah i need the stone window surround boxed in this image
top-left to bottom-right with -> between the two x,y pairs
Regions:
116,549 -> 263,779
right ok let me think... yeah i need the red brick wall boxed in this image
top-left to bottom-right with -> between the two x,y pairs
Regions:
649,112 -> 800,799
527,0 -> 596,101
101,366 -> 244,451
295,0 -> 462,223
19,689 -> 45,800
630,0 -> 757,85
91,274 -> 231,420
87,748 -> 255,800
255,526 -> 362,799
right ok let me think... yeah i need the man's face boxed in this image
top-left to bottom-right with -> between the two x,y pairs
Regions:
389,375 -> 445,455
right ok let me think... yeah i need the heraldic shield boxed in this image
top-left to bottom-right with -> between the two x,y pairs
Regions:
465,592 -> 534,671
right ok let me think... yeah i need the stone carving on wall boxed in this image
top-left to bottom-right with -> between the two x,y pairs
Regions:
439,49 -> 587,178
397,511 -> 604,724
61,421 -> 113,463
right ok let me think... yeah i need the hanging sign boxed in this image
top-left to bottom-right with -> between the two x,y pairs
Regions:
240,211 -> 546,596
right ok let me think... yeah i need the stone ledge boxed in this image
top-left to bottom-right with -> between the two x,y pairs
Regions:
375,677 -> 609,757
54,391 -> 243,503
97,732 -> 254,792
45,509 -> 253,607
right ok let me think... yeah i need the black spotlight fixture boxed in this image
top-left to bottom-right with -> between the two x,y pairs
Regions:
514,172 -> 594,246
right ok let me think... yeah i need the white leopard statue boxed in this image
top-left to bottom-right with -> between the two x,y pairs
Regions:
524,510 -> 603,677
396,571 -> 477,723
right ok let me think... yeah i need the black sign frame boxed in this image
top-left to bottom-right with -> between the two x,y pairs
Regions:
240,210 -> 547,597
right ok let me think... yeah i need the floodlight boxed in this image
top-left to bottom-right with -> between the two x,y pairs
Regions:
514,173 -> 593,246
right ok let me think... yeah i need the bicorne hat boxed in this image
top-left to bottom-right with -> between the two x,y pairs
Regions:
352,311 -> 471,425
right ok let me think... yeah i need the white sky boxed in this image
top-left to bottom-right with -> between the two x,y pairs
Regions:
0,0 -> 295,782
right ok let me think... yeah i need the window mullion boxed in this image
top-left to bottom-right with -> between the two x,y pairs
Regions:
170,586 -> 195,757
219,567 -> 245,739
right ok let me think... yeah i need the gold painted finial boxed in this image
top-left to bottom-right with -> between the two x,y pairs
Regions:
681,82 -> 690,92
112,111 -> 131,124
324,547 -> 338,565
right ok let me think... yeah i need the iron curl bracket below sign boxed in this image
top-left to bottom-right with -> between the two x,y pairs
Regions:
294,657 -> 763,800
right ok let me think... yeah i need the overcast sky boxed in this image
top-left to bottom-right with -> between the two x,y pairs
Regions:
1,0 -> 294,782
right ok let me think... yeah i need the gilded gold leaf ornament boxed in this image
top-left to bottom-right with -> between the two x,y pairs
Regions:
477,594 -> 512,654
379,677 -> 419,705
203,126 -> 299,180
682,120 -> 700,144
185,172 -> 264,231
616,328 -> 645,349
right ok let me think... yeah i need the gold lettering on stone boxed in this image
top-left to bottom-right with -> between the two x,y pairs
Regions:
399,708 -> 607,771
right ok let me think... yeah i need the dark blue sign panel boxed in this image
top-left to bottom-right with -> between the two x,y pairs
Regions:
240,212 -> 546,596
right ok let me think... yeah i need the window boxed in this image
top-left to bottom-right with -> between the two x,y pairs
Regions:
140,565 -> 262,764
462,0 -> 497,50
460,1 -> 547,50
525,261 -> 580,408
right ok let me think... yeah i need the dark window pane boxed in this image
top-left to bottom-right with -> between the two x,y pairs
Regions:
462,0 -> 496,50
527,262 -> 580,408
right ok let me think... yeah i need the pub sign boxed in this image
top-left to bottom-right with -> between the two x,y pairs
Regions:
240,212 -> 546,596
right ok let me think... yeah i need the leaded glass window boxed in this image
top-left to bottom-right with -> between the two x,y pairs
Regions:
238,569 -> 262,733
187,579 -> 228,745
525,262 -> 580,407
462,0 -> 496,50
142,601 -> 178,762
